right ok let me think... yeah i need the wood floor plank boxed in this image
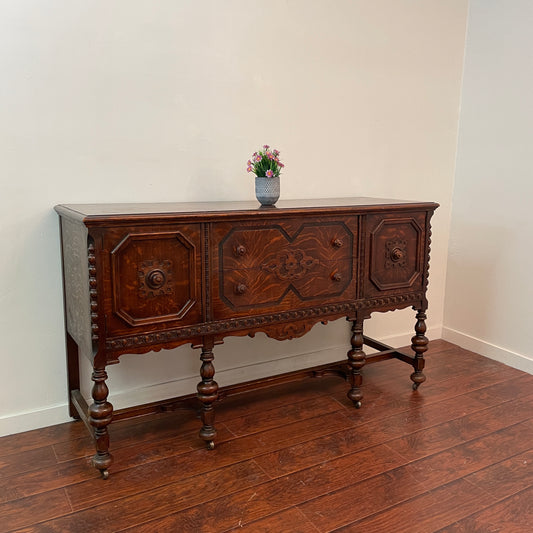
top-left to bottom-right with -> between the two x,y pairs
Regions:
64,410 -> 354,511
1,396 -> 349,506
1,340 -> 531,533
298,420 -> 533,530
404,419 -> 533,490
327,358 -> 515,425
14,461 -> 269,533
0,421 -> 87,456
52,409 -> 200,462
0,425 -> 234,505
464,448 -> 533,500
401,364 -> 530,410
0,488 -> 71,532
331,478 -> 496,533
465,372 -> 533,403
292,463 -> 428,532
214,375 -> 345,422
388,394 -> 533,462
254,388 -> 490,478
436,485 -> 533,532
0,454 -> 100,505
119,443 -> 412,532
230,507 -> 320,533
0,445 -> 58,479
222,395 -> 345,437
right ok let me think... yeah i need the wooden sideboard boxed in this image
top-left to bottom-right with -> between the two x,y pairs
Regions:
56,198 -> 438,478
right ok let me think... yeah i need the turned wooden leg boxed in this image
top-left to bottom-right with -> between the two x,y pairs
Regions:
197,339 -> 218,450
347,318 -> 366,408
88,367 -> 113,479
410,309 -> 429,390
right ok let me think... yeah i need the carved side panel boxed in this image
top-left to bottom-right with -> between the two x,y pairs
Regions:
365,212 -> 426,297
60,217 -> 94,359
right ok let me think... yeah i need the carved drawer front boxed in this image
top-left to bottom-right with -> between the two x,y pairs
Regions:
213,219 -> 356,317
365,212 -> 426,297
105,225 -> 202,334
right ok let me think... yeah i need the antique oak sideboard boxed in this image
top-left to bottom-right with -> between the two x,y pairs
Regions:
55,198 -> 438,478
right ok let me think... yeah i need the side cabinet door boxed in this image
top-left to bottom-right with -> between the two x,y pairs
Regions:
102,224 -> 203,336
364,211 -> 427,298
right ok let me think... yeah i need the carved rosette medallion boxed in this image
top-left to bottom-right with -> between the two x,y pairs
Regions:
261,249 -> 319,281
138,260 -> 174,299
385,239 -> 407,269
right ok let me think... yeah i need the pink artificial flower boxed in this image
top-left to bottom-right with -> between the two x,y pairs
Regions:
263,144 -> 270,150
255,154 -> 262,162
247,160 -> 252,166
247,166 -> 253,173
266,169 -> 273,177
278,162 -> 284,168
273,149 -> 280,156
267,152 -> 274,159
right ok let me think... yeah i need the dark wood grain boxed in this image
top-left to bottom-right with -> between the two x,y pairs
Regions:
464,448 -> 533,498
123,444 -> 415,532
0,489 -> 72,532
334,478 -> 496,533
14,461 -> 269,533
436,485 -> 533,532
232,507 -> 320,533
1,340 -> 532,532
403,419 -> 533,490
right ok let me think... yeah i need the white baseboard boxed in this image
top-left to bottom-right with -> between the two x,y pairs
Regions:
0,404 -> 72,438
442,327 -> 533,375
0,325 -> 443,437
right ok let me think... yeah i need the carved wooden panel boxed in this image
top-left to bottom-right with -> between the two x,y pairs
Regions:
212,218 -> 356,318
105,226 -> 202,332
365,212 -> 425,297
60,217 -> 93,358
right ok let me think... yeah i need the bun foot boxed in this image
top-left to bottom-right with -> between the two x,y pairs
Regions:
206,440 -> 215,450
100,469 -> 109,480
354,400 -> 362,409
412,382 -> 420,391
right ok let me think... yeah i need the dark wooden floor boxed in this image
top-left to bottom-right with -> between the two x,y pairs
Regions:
1,340 -> 532,532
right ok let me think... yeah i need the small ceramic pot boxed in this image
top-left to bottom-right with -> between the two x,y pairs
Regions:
255,176 -> 280,206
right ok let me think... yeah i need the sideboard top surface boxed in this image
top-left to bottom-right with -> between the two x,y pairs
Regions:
55,197 -> 439,224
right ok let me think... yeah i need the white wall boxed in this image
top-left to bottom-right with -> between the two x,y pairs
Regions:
0,1 -> 468,435
443,0 -> 533,373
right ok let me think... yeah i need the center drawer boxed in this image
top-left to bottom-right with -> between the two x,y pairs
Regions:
211,217 -> 357,318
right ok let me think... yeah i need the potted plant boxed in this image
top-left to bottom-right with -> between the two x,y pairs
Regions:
247,145 -> 284,206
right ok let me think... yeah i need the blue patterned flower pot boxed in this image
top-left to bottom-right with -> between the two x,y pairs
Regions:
255,176 -> 280,207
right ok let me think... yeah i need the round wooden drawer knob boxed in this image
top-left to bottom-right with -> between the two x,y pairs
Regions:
234,283 -> 247,295
235,245 -> 247,256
